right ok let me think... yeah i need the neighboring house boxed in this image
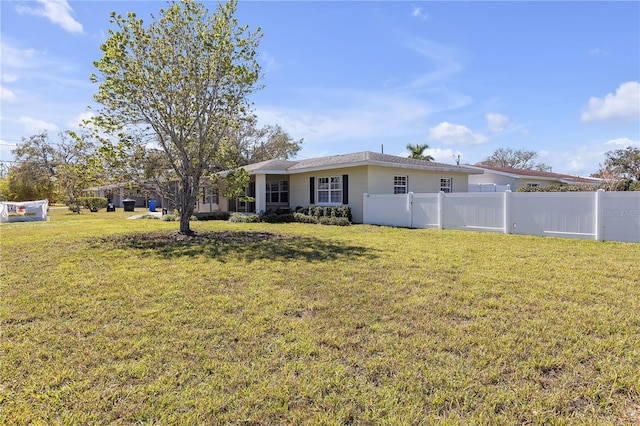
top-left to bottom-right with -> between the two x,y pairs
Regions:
467,165 -> 602,192
237,151 -> 482,223
83,183 -> 158,208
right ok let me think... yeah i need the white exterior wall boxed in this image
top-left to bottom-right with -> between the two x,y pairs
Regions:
469,171 -> 561,191
366,166 -> 470,193
290,166 -> 473,223
289,166 -> 369,223
468,172 -> 516,188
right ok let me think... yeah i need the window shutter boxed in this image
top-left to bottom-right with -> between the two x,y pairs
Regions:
406,176 -> 409,193
342,174 -> 349,204
309,177 -> 315,204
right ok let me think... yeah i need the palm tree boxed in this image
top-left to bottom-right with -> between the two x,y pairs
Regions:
406,143 -> 434,161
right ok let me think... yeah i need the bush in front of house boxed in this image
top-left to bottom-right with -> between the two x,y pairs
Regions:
78,196 -> 108,212
194,212 -> 230,221
293,212 -> 318,224
318,216 -> 351,226
292,206 -> 352,226
229,212 -> 260,223
260,213 -> 294,223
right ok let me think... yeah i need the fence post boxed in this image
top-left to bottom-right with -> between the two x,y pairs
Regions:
363,193 -> 368,224
438,191 -> 445,230
503,190 -> 512,234
408,192 -> 414,228
595,189 -> 604,242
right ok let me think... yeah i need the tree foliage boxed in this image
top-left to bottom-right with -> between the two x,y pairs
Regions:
477,148 -> 550,171
406,143 -> 434,161
5,132 -> 59,202
229,116 -> 303,165
603,146 -> 640,181
2,131 -> 104,208
91,0 -> 262,234
592,146 -> 640,191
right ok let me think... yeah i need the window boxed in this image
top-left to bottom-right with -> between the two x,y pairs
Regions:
440,178 -> 452,193
394,176 -> 407,194
202,188 -> 219,204
526,182 -> 540,188
266,180 -> 289,203
318,176 -> 342,204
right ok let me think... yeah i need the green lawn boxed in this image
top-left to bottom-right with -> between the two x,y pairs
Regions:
1,209 -> 639,424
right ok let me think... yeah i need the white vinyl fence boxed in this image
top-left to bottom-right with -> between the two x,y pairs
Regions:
363,190 -> 640,243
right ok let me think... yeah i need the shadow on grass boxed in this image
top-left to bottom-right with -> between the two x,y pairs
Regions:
91,230 -> 376,262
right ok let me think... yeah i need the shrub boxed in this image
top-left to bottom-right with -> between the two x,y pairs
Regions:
79,196 -> 108,211
307,206 -> 352,221
161,214 -> 197,222
318,216 -> 351,226
293,212 -> 318,224
229,213 -> 260,223
261,213 -> 294,223
517,184 -> 597,193
194,212 -> 230,221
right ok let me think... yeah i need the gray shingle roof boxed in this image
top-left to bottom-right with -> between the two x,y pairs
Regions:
242,151 -> 481,174
471,165 -> 602,183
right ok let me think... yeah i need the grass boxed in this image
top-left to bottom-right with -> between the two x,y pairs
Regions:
1,209 -> 639,424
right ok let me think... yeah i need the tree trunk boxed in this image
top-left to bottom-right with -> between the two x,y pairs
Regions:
178,176 -> 197,235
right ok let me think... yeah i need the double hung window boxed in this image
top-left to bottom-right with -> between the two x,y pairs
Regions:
440,178 -> 452,193
318,176 -> 342,204
394,176 -> 407,194
266,180 -> 289,203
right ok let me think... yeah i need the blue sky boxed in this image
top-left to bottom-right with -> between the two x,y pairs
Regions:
1,1 -> 639,176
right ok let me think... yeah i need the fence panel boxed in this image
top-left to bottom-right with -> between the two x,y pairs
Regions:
601,192 -> 640,243
443,193 -> 505,232
510,192 -> 596,239
411,193 -> 439,228
363,193 -> 411,227
362,191 -> 639,243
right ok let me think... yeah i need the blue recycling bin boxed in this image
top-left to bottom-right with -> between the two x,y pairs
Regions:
148,199 -> 157,212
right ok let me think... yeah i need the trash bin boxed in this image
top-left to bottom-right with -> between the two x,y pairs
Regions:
106,203 -> 116,212
123,199 -> 135,212
148,199 -> 157,212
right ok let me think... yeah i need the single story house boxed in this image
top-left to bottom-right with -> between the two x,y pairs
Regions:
231,151 -> 482,223
85,151 -> 482,222
467,165 -> 602,192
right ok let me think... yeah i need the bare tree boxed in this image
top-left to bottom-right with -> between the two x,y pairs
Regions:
477,148 -> 550,171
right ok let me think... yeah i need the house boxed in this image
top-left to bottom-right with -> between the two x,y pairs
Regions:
232,151 -> 482,223
467,165 -> 602,192
84,151 -> 482,222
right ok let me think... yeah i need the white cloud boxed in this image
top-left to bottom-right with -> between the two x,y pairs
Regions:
581,81 -> 640,122
605,137 -> 640,147
260,52 -> 281,74
589,48 -> 608,56
486,112 -> 510,133
411,6 -> 428,21
19,116 -> 59,134
66,111 -> 95,129
0,41 -> 39,69
428,122 -> 489,146
1,85 -> 17,102
16,0 -> 83,34
397,37 -> 465,90
1,73 -> 19,83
